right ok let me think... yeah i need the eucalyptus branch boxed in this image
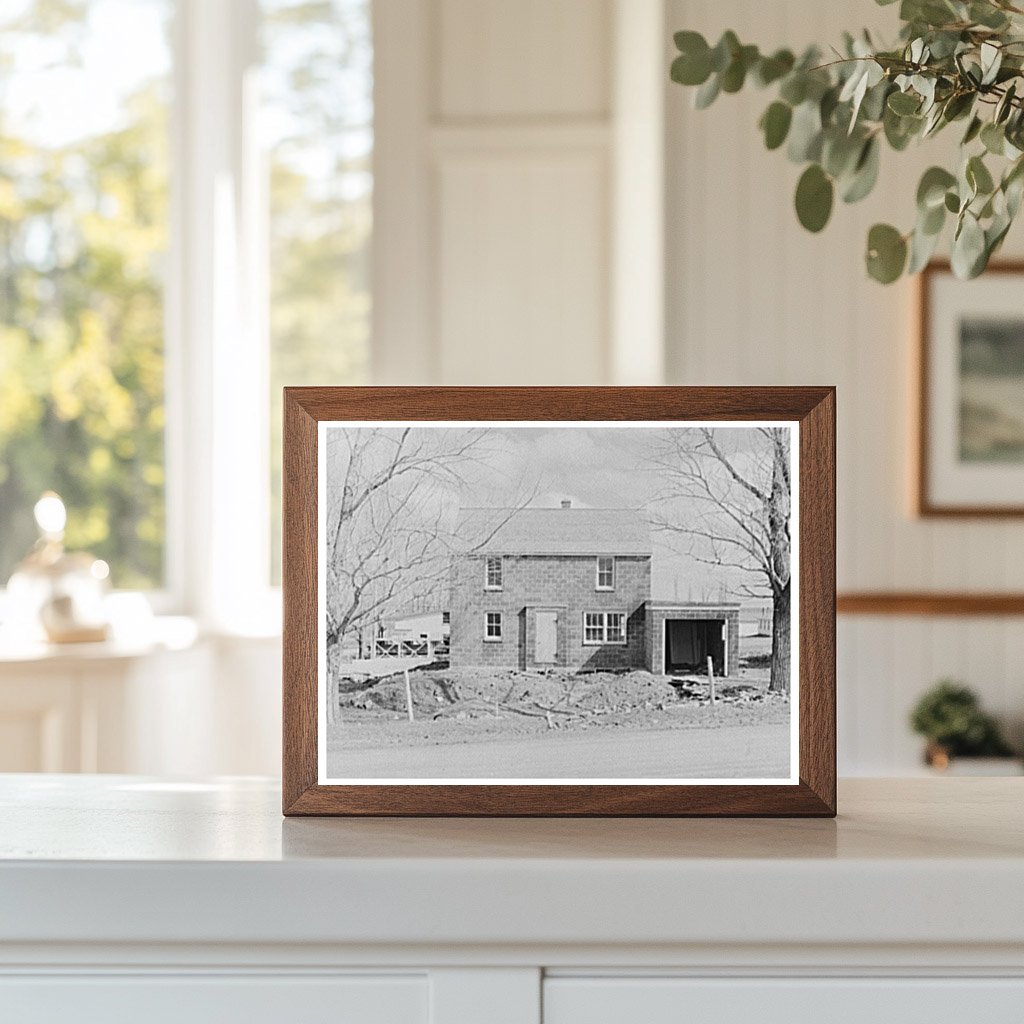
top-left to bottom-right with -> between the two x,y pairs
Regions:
671,0 -> 1024,282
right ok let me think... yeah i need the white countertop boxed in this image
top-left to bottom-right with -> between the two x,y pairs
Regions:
2,776 -> 1022,950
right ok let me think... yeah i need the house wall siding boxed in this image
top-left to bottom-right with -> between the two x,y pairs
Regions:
449,554 -> 651,668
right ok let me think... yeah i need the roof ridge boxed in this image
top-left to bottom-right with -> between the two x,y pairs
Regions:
458,506 -> 646,512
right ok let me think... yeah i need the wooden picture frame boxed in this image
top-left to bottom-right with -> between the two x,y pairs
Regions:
916,260 -> 1024,517
283,387 -> 836,816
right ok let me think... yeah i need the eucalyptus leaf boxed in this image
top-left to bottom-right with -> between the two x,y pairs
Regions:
754,49 -> 795,87
917,166 -> 957,210
787,101 -> 823,162
996,83 -> 1017,124
671,52 -> 711,87
888,90 -> 921,115
951,211 -> 987,278
967,154 -> 995,195
920,199 -> 946,235
710,31 -> 740,73
795,164 -> 834,232
884,106 -> 922,150
842,137 -> 881,203
721,44 -> 759,92
822,128 -> 863,178
970,2 -> 1009,29
694,73 -> 721,109
760,101 -> 793,150
980,42 -> 1003,86
942,91 -> 974,122
866,223 -> 908,283
962,115 -> 983,145
981,121 -> 1006,155
908,221 -> 942,273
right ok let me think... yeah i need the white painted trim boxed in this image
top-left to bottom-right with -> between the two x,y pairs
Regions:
175,0 -> 276,632
610,0 -> 665,385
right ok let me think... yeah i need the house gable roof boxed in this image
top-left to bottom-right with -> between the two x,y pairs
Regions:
456,507 -> 652,556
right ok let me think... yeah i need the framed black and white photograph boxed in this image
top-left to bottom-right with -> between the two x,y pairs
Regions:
283,387 -> 835,816
918,262 -> 1024,517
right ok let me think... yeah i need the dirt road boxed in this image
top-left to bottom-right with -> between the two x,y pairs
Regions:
325,722 -> 790,780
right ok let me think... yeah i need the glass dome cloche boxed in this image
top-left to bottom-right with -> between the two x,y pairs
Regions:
5,492 -> 111,644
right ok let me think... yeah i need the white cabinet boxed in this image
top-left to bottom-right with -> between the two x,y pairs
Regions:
2,778 -> 1023,1024
544,977 -> 1024,1024
0,975 -> 428,1024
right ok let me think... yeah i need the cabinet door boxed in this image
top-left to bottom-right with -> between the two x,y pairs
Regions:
544,977 -> 1024,1024
0,974 -> 428,1024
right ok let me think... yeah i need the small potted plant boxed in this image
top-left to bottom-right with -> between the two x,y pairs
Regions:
909,680 -> 1019,773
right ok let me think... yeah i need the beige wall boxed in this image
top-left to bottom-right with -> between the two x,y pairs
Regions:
665,0 -> 1024,771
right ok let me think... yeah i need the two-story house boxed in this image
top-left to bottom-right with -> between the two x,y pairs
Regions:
450,502 -> 651,671
448,501 -> 741,675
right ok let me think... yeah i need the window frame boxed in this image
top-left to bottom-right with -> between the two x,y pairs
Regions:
582,610 -> 627,645
484,555 -> 503,590
595,556 -> 615,591
484,611 -> 503,642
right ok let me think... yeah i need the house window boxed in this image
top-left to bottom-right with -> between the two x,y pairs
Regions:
596,556 -> 615,590
583,611 -> 627,645
485,555 -> 503,589
485,612 -> 503,641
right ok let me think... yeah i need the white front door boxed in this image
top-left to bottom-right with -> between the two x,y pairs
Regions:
535,611 -> 558,664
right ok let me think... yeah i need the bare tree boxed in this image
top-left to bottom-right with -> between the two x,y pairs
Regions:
325,428 -> 483,657
324,427 -> 538,660
649,427 -> 792,694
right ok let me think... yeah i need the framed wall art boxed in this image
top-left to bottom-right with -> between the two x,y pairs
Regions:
917,261 -> 1024,517
282,387 -> 836,816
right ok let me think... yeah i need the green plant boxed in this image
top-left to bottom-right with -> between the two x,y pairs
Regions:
670,0 -> 1024,283
909,680 -> 1014,756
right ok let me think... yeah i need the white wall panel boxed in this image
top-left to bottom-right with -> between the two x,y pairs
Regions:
437,151 -> 608,384
438,0 -> 611,120
665,0 -> 1024,774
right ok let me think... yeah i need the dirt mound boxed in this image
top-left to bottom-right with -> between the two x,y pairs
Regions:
339,666 -> 690,720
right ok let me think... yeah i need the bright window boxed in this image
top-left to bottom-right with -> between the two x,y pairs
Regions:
485,555 -> 503,589
583,611 -> 626,645
0,0 -> 172,589
0,0 -> 374,620
596,556 -> 615,590
485,611 -> 502,641
262,0 -> 373,583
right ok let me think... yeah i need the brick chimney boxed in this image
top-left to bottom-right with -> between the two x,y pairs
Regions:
561,499 -> 572,509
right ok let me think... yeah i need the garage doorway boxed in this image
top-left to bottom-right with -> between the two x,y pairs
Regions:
664,619 -> 726,675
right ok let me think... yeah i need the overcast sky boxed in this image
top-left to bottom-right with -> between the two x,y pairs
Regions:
326,424 -> 789,605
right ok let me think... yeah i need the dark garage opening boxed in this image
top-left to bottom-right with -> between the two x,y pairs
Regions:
665,619 -> 726,676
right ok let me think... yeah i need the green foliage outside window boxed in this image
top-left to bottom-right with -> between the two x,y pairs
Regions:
0,0 -> 170,588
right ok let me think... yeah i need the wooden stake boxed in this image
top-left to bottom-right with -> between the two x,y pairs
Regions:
404,668 -> 415,722
707,655 -> 716,704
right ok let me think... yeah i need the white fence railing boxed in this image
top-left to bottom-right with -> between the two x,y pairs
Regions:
373,638 -> 449,659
